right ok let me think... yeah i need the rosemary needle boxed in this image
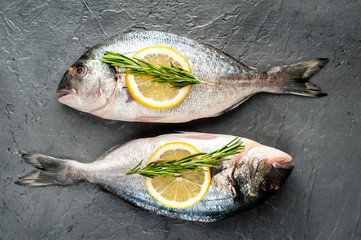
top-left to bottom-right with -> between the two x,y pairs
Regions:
117,137 -> 244,178
102,51 -> 213,89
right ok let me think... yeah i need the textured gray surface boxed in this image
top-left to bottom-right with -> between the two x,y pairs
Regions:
1,0 -> 360,239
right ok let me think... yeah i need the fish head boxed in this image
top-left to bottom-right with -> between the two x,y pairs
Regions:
233,145 -> 294,203
57,56 -> 117,112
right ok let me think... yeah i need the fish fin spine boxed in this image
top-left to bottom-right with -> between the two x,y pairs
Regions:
15,153 -> 82,186
269,58 -> 328,97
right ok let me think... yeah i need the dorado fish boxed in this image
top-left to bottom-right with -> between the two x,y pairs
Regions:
57,30 -> 328,123
16,132 -> 294,222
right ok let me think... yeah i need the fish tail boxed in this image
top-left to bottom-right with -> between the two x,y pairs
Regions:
268,58 -> 328,97
15,153 -> 83,186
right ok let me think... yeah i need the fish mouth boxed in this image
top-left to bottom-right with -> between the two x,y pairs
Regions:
266,154 -> 294,170
57,70 -> 77,96
272,161 -> 294,170
57,89 -> 76,96
57,88 -> 78,106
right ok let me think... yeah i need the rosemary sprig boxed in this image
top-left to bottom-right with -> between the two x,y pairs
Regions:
118,137 -> 244,178
102,51 -> 212,89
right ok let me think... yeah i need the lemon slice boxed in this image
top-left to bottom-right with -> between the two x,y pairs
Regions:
125,46 -> 192,109
145,142 -> 211,209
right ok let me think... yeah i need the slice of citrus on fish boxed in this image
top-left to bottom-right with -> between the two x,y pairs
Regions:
145,142 -> 211,209
125,46 -> 191,109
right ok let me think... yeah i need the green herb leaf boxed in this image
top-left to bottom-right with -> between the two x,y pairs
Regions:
118,137 -> 244,178
102,51 -> 212,89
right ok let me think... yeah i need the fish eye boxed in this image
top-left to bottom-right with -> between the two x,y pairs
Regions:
72,64 -> 88,77
261,181 -> 279,191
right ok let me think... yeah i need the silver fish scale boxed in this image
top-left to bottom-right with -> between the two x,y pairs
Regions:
87,30 -> 264,122
77,133 -> 247,222
17,132 -> 293,222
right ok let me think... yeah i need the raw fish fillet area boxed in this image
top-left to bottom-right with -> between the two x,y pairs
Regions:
0,0 -> 360,239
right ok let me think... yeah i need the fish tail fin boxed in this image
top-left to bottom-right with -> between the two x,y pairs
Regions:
15,153 -> 82,186
268,58 -> 328,97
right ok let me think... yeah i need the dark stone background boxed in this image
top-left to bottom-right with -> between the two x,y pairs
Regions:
1,0 -> 360,239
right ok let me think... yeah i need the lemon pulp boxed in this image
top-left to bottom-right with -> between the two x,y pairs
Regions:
145,142 -> 211,209
125,46 -> 192,109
